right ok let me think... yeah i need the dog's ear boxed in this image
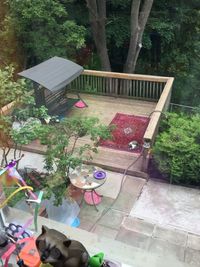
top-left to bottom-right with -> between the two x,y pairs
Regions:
41,225 -> 48,235
63,239 -> 72,247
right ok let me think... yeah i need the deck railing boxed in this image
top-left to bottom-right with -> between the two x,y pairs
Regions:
69,70 -> 174,146
69,70 -> 167,101
143,77 -> 174,145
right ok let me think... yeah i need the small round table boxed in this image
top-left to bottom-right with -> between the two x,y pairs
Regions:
69,165 -> 107,211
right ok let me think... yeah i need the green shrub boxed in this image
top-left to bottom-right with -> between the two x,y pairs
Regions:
0,65 -> 32,109
37,116 -> 112,206
153,113 -> 200,185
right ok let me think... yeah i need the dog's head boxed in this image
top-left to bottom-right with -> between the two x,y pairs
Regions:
36,226 -> 71,265
36,226 -> 89,267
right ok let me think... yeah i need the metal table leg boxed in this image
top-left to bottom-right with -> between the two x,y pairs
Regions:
91,190 -> 99,211
79,191 -> 85,207
94,190 -> 103,198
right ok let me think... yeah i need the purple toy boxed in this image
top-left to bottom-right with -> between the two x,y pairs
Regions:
7,160 -> 17,168
93,171 -> 106,180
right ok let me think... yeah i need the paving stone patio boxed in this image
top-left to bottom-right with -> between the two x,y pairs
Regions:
2,149 -> 200,266
77,176 -> 200,266
130,180 -> 200,234
78,175 -> 146,232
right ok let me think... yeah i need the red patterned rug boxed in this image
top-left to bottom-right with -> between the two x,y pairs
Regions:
100,113 -> 150,153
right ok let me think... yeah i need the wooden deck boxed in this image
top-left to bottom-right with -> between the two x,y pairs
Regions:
1,68 -> 174,180
21,94 -> 156,179
68,93 -> 156,123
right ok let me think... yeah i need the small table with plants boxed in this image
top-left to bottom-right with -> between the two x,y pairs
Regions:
69,165 -> 107,211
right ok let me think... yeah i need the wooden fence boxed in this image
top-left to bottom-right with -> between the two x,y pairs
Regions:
68,70 -> 167,101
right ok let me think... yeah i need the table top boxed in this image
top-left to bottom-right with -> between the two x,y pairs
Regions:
69,165 -> 107,190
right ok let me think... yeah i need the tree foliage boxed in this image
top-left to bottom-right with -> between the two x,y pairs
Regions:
0,65 -> 32,164
0,65 -> 48,165
0,0 -> 24,70
153,113 -> 200,185
7,0 -> 86,65
85,0 -> 154,73
37,116 -> 111,205
137,0 -> 200,106
1,0 -> 200,106
69,0 -> 200,105
0,65 -> 32,109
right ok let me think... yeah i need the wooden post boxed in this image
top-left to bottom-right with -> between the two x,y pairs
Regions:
141,141 -> 151,173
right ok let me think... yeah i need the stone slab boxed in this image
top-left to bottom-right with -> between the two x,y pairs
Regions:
96,171 -> 123,199
122,217 -> 155,236
185,247 -> 200,266
131,180 -> 200,235
78,196 -> 113,222
78,219 -> 94,232
187,233 -> 200,251
121,176 -> 146,196
112,192 -> 136,213
98,209 -> 126,230
92,224 -> 118,239
116,227 -> 151,250
153,225 -> 187,246
148,238 -> 185,262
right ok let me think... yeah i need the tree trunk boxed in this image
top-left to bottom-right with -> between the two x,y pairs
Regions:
86,0 -> 111,71
124,0 -> 154,73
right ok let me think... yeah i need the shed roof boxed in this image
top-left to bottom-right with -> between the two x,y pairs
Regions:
18,56 -> 83,92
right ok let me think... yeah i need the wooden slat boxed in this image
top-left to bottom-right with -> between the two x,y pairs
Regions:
115,78 -> 118,95
146,81 -> 149,99
83,69 -> 169,82
0,101 -> 15,115
133,80 -> 136,97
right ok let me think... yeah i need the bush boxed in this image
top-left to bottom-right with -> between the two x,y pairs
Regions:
37,116 -> 112,206
153,113 -> 200,185
0,65 -> 32,109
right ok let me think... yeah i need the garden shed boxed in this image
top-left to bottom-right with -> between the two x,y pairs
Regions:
18,56 -> 83,116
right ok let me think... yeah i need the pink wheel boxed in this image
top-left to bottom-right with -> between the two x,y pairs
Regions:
84,191 -> 102,205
